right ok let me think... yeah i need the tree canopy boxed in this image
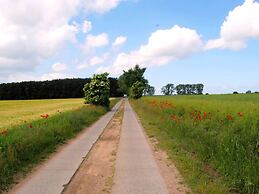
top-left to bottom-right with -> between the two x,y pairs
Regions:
161,83 -> 174,95
83,73 -> 110,107
0,78 -> 123,100
118,65 -> 148,96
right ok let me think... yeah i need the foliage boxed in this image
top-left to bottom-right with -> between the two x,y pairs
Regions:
118,65 -> 148,95
131,94 -> 259,194
175,84 -> 204,95
129,81 -> 146,99
84,73 -> 110,107
144,85 -> 155,96
0,78 -> 123,100
161,83 -> 174,95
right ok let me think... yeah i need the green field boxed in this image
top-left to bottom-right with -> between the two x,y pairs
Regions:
0,98 -> 119,191
131,94 -> 259,194
0,98 -> 84,131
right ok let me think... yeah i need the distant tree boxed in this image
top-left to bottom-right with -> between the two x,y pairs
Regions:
196,84 -> 204,95
129,81 -> 146,99
144,85 -> 155,96
83,73 -> 110,107
175,84 -> 204,95
0,78 -> 123,100
118,65 -> 148,95
108,77 -> 124,97
161,83 -> 174,95
246,90 -> 252,94
233,91 -> 239,94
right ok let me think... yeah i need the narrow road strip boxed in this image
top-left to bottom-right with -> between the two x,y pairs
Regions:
112,100 -> 169,194
10,101 -> 122,194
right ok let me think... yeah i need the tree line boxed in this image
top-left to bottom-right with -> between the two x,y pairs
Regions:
0,78 -> 123,100
162,83 -> 204,95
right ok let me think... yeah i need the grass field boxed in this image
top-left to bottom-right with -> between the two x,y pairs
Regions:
131,94 -> 259,194
0,98 -> 120,191
0,98 -> 84,131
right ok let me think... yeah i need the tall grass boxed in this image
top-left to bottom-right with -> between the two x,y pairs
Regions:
131,94 -> 259,194
0,99 -> 119,191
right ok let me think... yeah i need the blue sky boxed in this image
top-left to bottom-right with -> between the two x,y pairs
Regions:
0,0 -> 258,94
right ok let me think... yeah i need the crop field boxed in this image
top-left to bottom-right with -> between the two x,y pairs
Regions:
131,94 -> 259,194
0,98 -> 84,131
0,98 -> 119,190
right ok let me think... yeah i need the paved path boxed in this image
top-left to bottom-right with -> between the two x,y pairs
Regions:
112,100 -> 169,194
10,101 -> 122,194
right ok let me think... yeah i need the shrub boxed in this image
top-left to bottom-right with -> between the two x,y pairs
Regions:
129,81 -> 145,99
83,73 -> 110,107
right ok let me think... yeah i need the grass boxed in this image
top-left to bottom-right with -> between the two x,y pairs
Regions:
0,98 -> 84,130
0,98 -> 120,191
130,94 -> 259,194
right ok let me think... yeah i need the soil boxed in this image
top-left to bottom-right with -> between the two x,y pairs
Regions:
147,137 -> 192,194
62,102 -> 124,194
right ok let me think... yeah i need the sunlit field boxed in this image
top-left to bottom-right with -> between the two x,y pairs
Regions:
131,94 -> 259,194
0,98 -> 120,190
0,98 -> 84,130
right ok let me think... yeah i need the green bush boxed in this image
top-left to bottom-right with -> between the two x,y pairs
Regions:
83,73 -> 110,107
129,81 -> 145,99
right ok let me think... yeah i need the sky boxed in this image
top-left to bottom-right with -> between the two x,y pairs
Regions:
0,0 -> 259,94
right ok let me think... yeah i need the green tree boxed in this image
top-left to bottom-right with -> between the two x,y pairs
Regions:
118,65 -> 148,95
83,73 -> 110,107
144,85 -> 155,96
129,81 -> 146,99
161,83 -> 174,95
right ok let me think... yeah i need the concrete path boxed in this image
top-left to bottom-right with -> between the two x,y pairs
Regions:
10,101 -> 122,194
112,100 -> 169,194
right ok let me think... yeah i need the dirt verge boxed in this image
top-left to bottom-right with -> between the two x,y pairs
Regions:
62,101 -> 124,194
147,137 -> 192,194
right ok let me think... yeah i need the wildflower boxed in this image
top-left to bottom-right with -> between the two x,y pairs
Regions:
203,112 -> 207,119
237,112 -> 244,118
198,113 -> 202,121
227,115 -> 233,121
170,115 -> 180,123
40,114 -> 49,119
0,130 -> 8,136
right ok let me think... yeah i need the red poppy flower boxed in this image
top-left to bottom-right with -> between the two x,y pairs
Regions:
237,112 -> 244,117
227,115 -> 233,121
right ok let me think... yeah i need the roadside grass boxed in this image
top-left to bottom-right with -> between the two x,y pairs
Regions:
130,94 -> 259,194
0,98 -> 84,130
0,98 -> 120,191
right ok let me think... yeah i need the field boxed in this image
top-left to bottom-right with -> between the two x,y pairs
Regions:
0,98 -> 84,131
0,98 -> 119,191
131,94 -> 259,194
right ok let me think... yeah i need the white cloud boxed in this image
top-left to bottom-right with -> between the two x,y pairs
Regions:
0,0 -> 127,82
41,73 -> 68,81
84,0 -> 121,14
112,36 -> 127,47
52,62 -> 68,72
77,53 -> 110,69
82,20 -> 92,33
98,25 -> 203,75
83,33 -> 109,51
0,0 -> 80,75
205,0 -> 259,50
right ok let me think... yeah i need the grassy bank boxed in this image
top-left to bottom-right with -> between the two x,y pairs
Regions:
0,99 -> 119,191
131,94 -> 259,194
0,98 -> 84,130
